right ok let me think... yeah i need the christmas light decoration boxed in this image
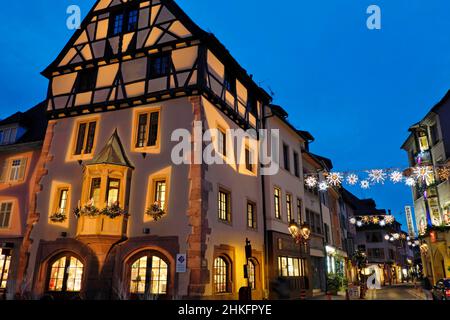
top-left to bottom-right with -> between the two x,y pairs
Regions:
346,173 -> 359,186
368,169 -> 387,184
362,216 -> 370,224
360,180 -> 370,189
305,176 -> 318,188
390,171 -> 403,183
318,181 -> 329,192
349,217 -> 357,225
405,177 -> 416,187
413,166 -> 434,182
356,221 -> 363,227
372,216 -> 380,224
385,216 -> 395,224
379,220 -> 386,227
438,167 -> 450,181
327,172 -> 343,187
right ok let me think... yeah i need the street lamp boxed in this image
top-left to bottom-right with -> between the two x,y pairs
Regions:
288,220 -> 311,299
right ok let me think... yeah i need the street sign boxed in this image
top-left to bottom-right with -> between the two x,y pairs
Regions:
176,254 -> 187,273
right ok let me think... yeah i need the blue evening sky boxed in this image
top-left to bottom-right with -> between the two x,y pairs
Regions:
1,0 -> 450,230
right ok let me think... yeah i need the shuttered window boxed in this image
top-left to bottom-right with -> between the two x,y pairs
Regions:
0,202 -> 13,228
0,158 -> 27,183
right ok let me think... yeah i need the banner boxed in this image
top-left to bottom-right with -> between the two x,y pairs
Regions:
405,206 -> 416,238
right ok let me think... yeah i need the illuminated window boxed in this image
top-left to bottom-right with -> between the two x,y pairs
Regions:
0,249 -> 11,289
418,131 -> 429,152
135,111 -> 160,148
89,178 -> 102,207
248,260 -> 256,290
106,179 -> 120,205
130,254 -> 168,295
148,54 -> 170,79
278,256 -> 307,277
286,194 -> 293,222
214,257 -> 229,293
274,187 -> 281,219
74,120 -> 97,155
154,180 -> 166,210
0,202 -> 12,229
297,198 -> 302,223
57,188 -> 69,214
247,201 -> 256,229
48,255 -> 84,292
218,190 -> 231,222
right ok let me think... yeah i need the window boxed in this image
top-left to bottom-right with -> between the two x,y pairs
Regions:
48,255 -> 84,293
76,68 -> 97,93
286,194 -> 293,222
247,201 -> 256,229
111,12 -> 124,36
0,202 -> 12,229
214,257 -> 229,293
245,147 -> 254,172
297,199 -> 302,223
127,9 -> 139,32
0,127 -> 17,145
217,129 -> 227,156
74,120 -> 97,155
106,179 -> 120,205
154,180 -> 167,210
293,152 -> 300,177
224,70 -> 236,95
430,123 -> 439,145
247,94 -> 257,116
56,188 -> 69,214
307,209 -> 322,235
368,248 -> 385,260
248,260 -> 256,290
9,159 -> 23,182
135,111 -> 160,148
324,223 -> 330,244
366,232 -> 382,243
90,178 -> 102,207
278,256 -> 307,277
0,249 -> 11,289
283,144 -> 290,171
274,187 -> 281,219
218,190 -> 231,222
148,54 -> 170,79
130,254 -> 168,295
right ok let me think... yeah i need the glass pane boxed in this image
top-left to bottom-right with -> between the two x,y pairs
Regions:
214,257 -> 227,293
150,256 -> 168,295
66,257 -> 83,292
130,256 -> 147,294
48,257 -> 66,292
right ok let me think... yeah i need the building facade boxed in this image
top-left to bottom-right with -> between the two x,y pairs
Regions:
402,90 -> 450,285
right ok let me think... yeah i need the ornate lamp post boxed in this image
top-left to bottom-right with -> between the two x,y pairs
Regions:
288,220 -> 311,298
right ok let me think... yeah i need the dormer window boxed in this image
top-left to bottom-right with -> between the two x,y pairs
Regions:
0,127 -> 17,145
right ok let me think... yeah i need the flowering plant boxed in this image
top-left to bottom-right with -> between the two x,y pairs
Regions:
74,199 -> 100,218
49,211 -> 67,223
101,202 -> 128,219
145,202 -> 166,221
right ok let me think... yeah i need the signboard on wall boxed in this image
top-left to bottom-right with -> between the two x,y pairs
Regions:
405,206 -> 416,238
176,254 -> 187,273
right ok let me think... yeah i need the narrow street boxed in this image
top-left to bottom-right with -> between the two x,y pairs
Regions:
365,284 -> 428,300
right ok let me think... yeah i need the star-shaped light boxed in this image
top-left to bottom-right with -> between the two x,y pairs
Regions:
405,177 -> 416,187
368,169 -> 387,184
305,176 -> 318,188
390,171 -> 403,184
327,172 -> 343,187
318,181 -> 329,192
413,166 -> 434,182
360,180 -> 370,189
346,174 -> 359,186
384,216 -> 395,224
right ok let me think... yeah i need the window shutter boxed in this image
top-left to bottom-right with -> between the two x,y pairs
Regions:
75,123 -> 87,155
18,158 -> 28,181
0,160 -> 8,183
147,112 -> 159,147
85,122 -> 97,154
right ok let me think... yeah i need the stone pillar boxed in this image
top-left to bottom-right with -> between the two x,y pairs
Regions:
186,96 -> 211,297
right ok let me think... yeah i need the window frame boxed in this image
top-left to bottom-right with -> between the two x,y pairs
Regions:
46,253 -> 84,294
70,118 -> 99,160
293,151 -> 300,177
224,69 -> 236,95
76,68 -> 98,93
213,256 -> 231,294
245,146 -> 254,172
147,53 -> 171,79
0,127 -> 17,145
218,188 -> 232,223
283,143 -> 290,172
247,201 -> 257,229
153,179 -> 167,210
128,251 -> 170,297
0,201 -> 13,229
217,128 -> 227,157
133,109 -> 161,152
0,248 -> 12,290
286,193 -> 293,222
274,187 -> 281,220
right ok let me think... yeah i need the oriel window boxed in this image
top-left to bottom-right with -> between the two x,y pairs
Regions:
90,178 -> 101,207
106,179 -> 120,205
74,121 -> 97,155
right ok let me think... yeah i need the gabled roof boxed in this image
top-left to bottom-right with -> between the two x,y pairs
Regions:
0,101 -> 48,145
89,129 -> 134,168
41,0 -> 271,102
